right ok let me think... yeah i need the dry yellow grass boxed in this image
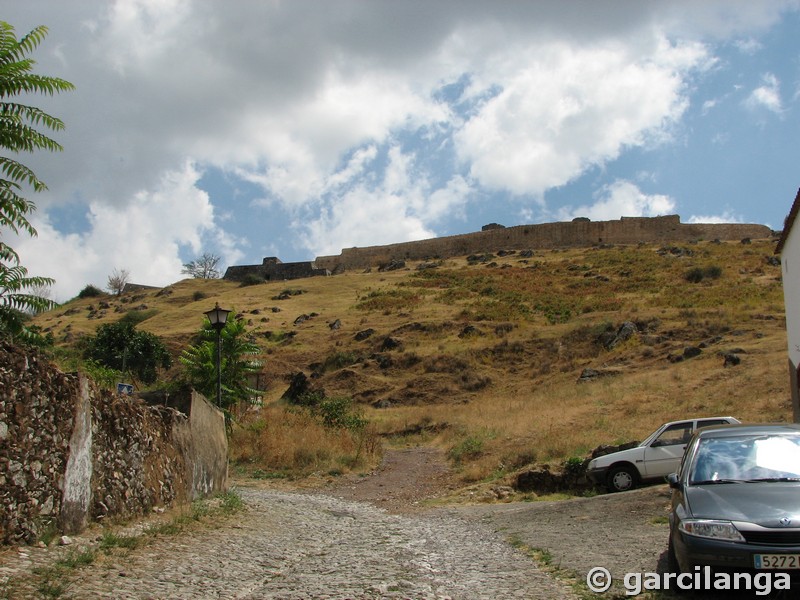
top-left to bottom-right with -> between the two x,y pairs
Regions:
228,405 -> 382,476
33,238 -> 791,486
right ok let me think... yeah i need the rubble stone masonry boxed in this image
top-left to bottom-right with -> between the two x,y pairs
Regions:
0,342 -> 228,545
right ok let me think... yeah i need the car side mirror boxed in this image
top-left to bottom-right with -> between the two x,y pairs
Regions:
667,472 -> 681,489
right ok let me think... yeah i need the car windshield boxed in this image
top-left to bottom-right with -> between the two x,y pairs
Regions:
689,434 -> 800,485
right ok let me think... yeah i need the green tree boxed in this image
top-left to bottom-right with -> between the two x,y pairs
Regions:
180,314 -> 262,417
83,321 -> 172,386
0,22 -> 74,340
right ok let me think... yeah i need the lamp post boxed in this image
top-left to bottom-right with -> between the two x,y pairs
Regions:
204,303 -> 231,409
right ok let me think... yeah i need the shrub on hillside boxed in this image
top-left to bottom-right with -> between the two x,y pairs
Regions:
685,265 -> 723,283
322,351 -> 360,372
77,284 -> 104,299
118,309 -> 158,326
239,274 -> 265,287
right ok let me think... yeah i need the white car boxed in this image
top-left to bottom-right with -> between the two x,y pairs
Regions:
586,416 -> 741,492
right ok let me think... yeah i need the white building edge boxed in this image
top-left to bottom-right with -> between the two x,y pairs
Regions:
776,187 -> 800,422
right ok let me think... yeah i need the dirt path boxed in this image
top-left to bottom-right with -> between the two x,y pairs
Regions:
323,446 -> 457,513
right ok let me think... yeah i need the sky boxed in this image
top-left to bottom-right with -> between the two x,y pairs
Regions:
2,0 -> 800,302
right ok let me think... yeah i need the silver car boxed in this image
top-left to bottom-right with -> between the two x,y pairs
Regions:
668,423 -> 800,577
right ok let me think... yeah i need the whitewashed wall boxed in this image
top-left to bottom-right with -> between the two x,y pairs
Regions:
781,219 -> 800,422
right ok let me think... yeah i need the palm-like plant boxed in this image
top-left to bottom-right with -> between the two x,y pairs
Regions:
180,314 -> 263,419
0,22 -> 74,339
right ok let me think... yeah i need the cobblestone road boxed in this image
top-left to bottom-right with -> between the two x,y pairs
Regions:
2,487 -> 576,599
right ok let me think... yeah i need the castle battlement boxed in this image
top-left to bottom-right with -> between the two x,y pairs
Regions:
224,215 -> 773,281
312,215 -> 772,272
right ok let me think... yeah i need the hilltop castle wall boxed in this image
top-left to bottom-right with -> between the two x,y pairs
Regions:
224,257 -> 330,282
313,216 -> 773,271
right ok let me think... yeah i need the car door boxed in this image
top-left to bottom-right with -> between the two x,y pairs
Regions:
641,421 -> 694,478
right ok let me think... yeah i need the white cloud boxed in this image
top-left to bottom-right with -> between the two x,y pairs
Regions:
686,211 -> 743,224
11,163 -> 236,302
555,180 -> 676,222
745,73 -> 784,114
454,37 -> 708,196
299,146 -> 472,257
299,185 -> 435,259
734,38 -> 763,55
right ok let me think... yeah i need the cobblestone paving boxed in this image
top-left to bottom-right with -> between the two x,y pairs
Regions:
1,487 -> 576,599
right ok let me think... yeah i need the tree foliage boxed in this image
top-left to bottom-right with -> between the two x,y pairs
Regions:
180,314 -> 262,416
182,252 -> 221,279
83,321 -> 172,386
0,22 -> 74,340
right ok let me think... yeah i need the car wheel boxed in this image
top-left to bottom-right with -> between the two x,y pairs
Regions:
607,465 -> 637,492
666,536 -> 687,594
667,535 -> 681,574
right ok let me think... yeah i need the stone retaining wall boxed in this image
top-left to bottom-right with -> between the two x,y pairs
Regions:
0,342 -> 228,544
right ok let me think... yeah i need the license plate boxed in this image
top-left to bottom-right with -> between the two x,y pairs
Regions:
754,554 -> 800,569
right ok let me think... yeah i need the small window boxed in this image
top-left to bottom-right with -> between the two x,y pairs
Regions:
651,423 -> 692,447
697,419 -> 729,429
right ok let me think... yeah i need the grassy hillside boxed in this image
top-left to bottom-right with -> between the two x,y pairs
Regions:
32,237 -> 791,488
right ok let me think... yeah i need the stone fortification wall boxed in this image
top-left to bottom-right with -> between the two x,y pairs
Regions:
314,215 -> 773,271
224,257 -> 330,282
0,342 -> 227,544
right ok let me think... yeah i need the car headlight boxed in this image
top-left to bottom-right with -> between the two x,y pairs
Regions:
679,519 -> 745,542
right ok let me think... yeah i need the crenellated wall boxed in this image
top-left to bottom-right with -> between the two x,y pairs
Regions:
0,343 -> 228,544
313,215 -> 773,272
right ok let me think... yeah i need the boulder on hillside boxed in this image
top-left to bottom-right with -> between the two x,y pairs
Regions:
355,328 -> 375,341
378,259 -> 406,272
600,321 -> 637,350
722,352 -> 741,367
282,372 -> 314,403
380,336 -> 402,351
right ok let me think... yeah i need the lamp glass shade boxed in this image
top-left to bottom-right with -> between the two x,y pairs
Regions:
204,303 -> 231,329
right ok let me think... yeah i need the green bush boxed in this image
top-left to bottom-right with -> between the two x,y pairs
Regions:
355,289 -> 420,312
323,351 -> 360,371
685,265 -> 723,283
81,360 -> 124,390
448,435 -> 485,464
317,396 -> 367,431
239,274 -> 264,287
118,308 -> 158,326
77,284 -> 104,299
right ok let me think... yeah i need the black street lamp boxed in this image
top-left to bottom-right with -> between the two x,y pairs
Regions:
204,303 -> 231,408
